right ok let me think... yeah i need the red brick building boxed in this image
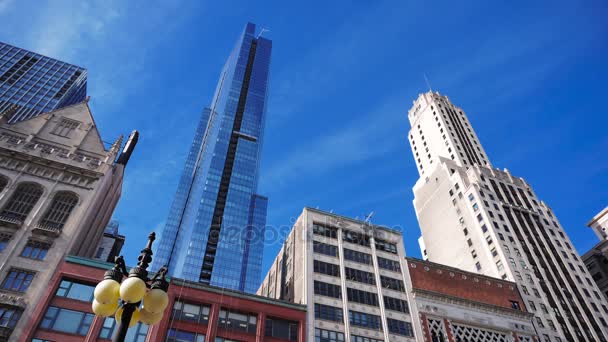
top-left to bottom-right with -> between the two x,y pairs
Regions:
22,256 -> 306,342
406,257 -> 538,342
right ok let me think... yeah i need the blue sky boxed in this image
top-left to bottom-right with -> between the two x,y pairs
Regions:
1,0 -> 607,275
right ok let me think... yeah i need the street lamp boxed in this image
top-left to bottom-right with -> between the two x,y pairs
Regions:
91,232 -> 169,342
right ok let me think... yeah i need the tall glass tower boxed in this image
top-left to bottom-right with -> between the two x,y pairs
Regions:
153,23 -> 271,293
0,42 -> 87,123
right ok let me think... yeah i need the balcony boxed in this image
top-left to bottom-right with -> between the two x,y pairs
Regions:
0,214 -> 23,230
32,222 -> 62,237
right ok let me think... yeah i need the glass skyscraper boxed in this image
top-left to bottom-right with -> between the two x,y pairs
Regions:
152,23 -> 271,293
0,42 -> 87,123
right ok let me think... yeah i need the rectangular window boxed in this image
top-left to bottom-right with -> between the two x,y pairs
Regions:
99,318 -> 148,341
343,230 -> 370,247
375,240 -> 397,254
313,241 -> 338,257
265,317 -> 298,341
383,296 -> 409,313
40,306 -> 94,336
314,260 -> 340,277
349,310 -> 382,330
344,267 -> 375,285
166,328 -> 206,342
314,303 -> 343,322
351,335 -> 383,342
380,275 -> 405,292
0,305 -> 22,330
315,328 -> 344,342
387,318 -> 414,336
313,224 -> 337,239
218,309 -> 257,333
343,248 -> 371,264
314,281 -> 341,299
55,279 -> 95,302
0,234 -> 11,253
172,301 -> 210,324
377,257 -> 400,272
2,269 -> 34,292
347,288 -> 378,306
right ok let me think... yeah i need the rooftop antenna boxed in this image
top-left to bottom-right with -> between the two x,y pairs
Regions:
364,211 -> 374,224
424,73 -> 433,93
257,27 -> 270,39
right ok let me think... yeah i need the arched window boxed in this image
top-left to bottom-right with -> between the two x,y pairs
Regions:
39,191 -> 78,229
0,183 -> 44,222
0,176 -> 8,194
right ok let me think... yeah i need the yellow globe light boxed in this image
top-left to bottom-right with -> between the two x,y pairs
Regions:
92,299 -> 118,317
115,306 -> 141,327
94,279 -> 120,304
139,308 -> 163,325
143,288 -> 169,314
119,277 -> 146,303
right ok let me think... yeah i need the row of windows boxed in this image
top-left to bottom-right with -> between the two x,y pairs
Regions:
315,328 -> 344,342
314,280 -> 341,298
345,267 -> 375,285
377,257 -> 400,272
312,223 -> 397,254
314,243 -> 400,273
349,310 -> 381,329
344,248 -> 372,264
314,260 -> 340,277
313,224 -> 337,238
314,241 -> 338,257
315,303 -> 343,322
347,288 -> 379,306
0,235 -> 50,261
343,230 -> 370,247
384,296 -> 409,313
380,275 -> 405,292
264,316 -> 298,341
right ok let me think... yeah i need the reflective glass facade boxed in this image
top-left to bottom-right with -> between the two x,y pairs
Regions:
0,42 -> 87,123
153,23 -> 270,293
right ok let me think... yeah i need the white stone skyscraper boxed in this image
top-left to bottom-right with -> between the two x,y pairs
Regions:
407,91 -> 608,341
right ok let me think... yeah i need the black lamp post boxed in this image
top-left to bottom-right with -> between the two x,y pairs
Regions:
91,232 -> 170,342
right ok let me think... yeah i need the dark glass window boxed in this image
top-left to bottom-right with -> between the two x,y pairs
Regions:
55,279 -> 95,302
0,182 -> 43,222
2,269 -> 34,292
314,281 -> 341,299
344,267 -> 375,285
20,240 -> 50,260
343,248 -> 371,264
313,224 -> 337,238
347,288 -> 378,306
377,257 -> 400,272
39,191 -> 78,229
265,317 -> 298,341
40,306 -> 94,336
375,240 -> 397,254
172,301 -> 210,324
387,318 -> 414,336
383,296 -> 409,313
314,303 -> 343,322
315,328 -> 345,342
313,241 -> 338,257
99,318 -> 148,341
380,276 -> 405,292
314,260 -> 340,277
342,230 -> 370,247
166,328 -> 206,342
349,310 -> 382,330
218,309 -> 257,333
350,335 -> 383,342
0,305 -> 22,331
0,233 -> 10,253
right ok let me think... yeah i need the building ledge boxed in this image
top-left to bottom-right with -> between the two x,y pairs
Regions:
0,215 -> 23,230
32,223 -> 62,237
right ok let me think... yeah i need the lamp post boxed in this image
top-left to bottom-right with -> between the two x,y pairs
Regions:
91,232 -> 170,342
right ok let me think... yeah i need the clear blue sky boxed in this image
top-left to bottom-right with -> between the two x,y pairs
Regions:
1,1 -> 607,275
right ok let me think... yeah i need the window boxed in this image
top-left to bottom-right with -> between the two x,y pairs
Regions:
315,303 -> 343,322
515,271 -> 522,281
313,241 -> 338,257
349,310 -> 381,330
265,317 -> 298,341
315,328 -> 344,342
380,276 -> 405,292
56,279 -> 95,302
40,306 -> 94,336
540,304 -> 549,314
166,328 -> 206,342
384,296 -> 409,313
0,182 -> 44,222
172,301 -> 210,324
350,335 -> 383,342
313,224 -> 337,238
387,318 -> 414,336
52,118 -> 80,137
314,281 -> 341,298
375,240 -> 397,254
521,286 -> 529,295
475,262 -> 482,271
39,191 -> 78,229
99,318 -> 148,341
0,305 -> 21,331
343,248 -> 371,264
528,301 -> 536,311
218,309 -> 257,333
20,240 -> 50,260
314,260 -> 340,277
377,257 -> 400,272
472,203 -> 479,211
467,238 -> 473,247
343,230 -> 370,247
491,247 -> 498,257
471,250 -> 477,258
347,288 -> 378,306
535,317 -> 545,328
0,233 -> 10,253
2,269 -> 34,292
345,267 -> 375,285
510,300 -> 521,310
0,176 -> 8,194
508,257 -> 516,268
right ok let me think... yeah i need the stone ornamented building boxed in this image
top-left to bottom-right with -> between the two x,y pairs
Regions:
0,100 -> 137,340
583,207 -> 608,301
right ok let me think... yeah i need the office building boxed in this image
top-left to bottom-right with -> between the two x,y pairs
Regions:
25,255 -> 306,342
0,42 -> 87,123
0,101 -> 136,339
93,220 -> 125,263
258,208 -> 419,342
407,91 -> 608,341
152,23 -> 271,293
583,207 -> 608,301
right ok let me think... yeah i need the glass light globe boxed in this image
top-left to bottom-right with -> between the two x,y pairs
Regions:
119,277 -> 146,303
94,279 -> 120,304
139,308 -> 163,325
115,306 -> 141,327
92,299 -> 118,317
143,288 -> 169,314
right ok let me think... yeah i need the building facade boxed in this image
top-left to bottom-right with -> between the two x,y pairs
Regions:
25,255 -> 306,342
0,101 -> 136,340
406,257 -> 537,342
153,22 -> 271,293
583,207 -> 608,301
0,42 -> 87,123
407,91 -> 608,341
258,208 -> 419,342
92,220 -> 125,263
